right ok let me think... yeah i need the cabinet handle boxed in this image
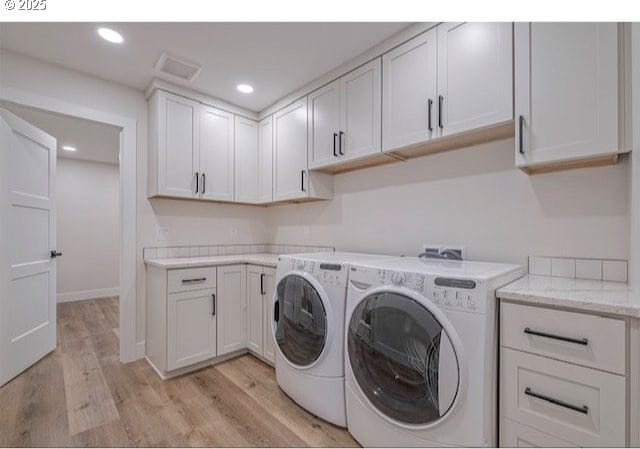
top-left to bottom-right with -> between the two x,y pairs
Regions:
333,132 -> 338,157
438,95 -> 444,129
339,131 -> 345,155
428,99 -> 433,132
211,293 -> 216,316
524,327 -> 588,346
201,173 -> 206,194
50,250 -> 62,258
260,273 -> 265,295
194,172 -> 199,194
274,300 -> 280,323
524,387 -> 589,415
181,277 -> 207,284
518,115 -> 525,155
301,170 -> 306,192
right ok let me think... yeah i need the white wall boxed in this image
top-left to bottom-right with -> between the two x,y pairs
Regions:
56,158 -> 119,301
0,50 -> 268,351
268,138 -> 630,266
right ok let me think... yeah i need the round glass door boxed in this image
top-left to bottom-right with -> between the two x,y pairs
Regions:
348,291 -> 459,425
274,274 -> 327,367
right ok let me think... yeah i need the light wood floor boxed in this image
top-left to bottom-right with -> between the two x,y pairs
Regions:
0,297 -> 358,447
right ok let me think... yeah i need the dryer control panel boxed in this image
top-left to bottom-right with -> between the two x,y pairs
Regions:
287,258 -> 348,288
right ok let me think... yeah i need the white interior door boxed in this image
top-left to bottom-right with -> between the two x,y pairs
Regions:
0,109 -> 57,387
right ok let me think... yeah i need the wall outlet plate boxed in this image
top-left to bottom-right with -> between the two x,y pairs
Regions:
157,225 -> 171,242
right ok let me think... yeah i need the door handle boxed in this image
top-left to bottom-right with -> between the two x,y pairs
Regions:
211,293 -> 216,316
428,99 -> 433,132
333,132 -> 338,157
339,131 -> 345,155
50,250 -> 62,258
274,301 -> 280,323
194,172 -> 199,194
260,273 -> 265,295
301,170 -> 306,192
524,387 -> 589,415
518,115 -> 525,155
438,95 -> 444,129
201,173 -> 206,194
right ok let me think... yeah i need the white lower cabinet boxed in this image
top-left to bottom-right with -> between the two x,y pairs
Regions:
499,301 -> 628,447
246,265 -> 276,364
146,262 -> 277,378
216,264 -> 247,356
167,289 -> 217,371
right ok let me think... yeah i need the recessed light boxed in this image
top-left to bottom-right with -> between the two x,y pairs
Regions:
62,145 -> 77,152
97,27 -> 124,44
236,84 -> 254,94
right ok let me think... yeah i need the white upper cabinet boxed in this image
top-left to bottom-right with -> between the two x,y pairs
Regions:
200,106 -> 235,202
515,23 -> 620,170
339,58 -> 382,162
274,98 -> 309,201
308,59 -> 381,169
234,116 -> 259,203
308,80 -> 340,169
436,22 -> 513,137
150,90 -> 200,198
382,29 -> 437,151
258,116 -> 274,203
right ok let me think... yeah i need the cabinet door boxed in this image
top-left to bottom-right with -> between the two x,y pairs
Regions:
308,80 -> 340,169
262,267 -> 276,364
258,116 -> 273,203
200,106 -> 235,201
246,266 -> 263,355
382,28 -> 437,151
500,418 -> 577,448
157,91 -> 200,198
515,23 -> 619,168
273,98 -> 308,201
167,290 -> 216,371
216,265 -> 247,355
234,116 -> 259,203
437,22 -> 513,137
340,58 -> 382,161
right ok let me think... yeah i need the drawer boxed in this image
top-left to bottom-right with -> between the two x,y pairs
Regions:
500,417 -> 576,447
501,301 -> 626,374
168,267 -> 217,293
500,347 -> 626,447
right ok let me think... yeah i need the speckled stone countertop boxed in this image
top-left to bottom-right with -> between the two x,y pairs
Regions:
497,274 -> 640,318
144,253 -> 280,269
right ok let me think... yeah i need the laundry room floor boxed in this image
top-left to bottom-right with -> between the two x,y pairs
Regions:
0,297 -> 358,447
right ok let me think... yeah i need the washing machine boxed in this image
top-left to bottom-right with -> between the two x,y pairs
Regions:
272,252 -> 397,427
345,257 -> 523,447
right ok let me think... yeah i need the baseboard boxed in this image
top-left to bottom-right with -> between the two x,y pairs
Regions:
57,287 -> 120,303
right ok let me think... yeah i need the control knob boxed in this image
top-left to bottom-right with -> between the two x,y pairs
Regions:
390,271 -> 406,286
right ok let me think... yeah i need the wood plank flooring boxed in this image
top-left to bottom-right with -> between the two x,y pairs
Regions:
0,297 -> 358,447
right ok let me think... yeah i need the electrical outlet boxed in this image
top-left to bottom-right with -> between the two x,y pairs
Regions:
230,226 -> 238,241
157,225 -> 171,242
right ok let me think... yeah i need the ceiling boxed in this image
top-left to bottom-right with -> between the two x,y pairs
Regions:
2,102 -> 120,165
0,22 -> 411,112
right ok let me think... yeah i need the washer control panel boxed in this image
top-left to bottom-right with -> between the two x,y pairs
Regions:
350,266 -> 488,314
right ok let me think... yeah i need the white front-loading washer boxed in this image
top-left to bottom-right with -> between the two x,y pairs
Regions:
272,252 -> 397,427
345,257 -> 523,447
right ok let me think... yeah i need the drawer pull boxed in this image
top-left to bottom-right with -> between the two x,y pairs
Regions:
181,277 -> 207,284
524,387 -> 589,415
524,327 -> 588,346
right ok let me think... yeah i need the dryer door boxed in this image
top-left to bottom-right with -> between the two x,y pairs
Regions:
348,290 -> 460,426
274,274 -> 327,367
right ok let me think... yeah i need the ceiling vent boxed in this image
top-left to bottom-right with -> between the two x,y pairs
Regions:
154,52 -> 202,83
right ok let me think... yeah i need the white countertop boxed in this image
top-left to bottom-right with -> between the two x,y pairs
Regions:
497,274 -> 640,318
144,253 -> 280,269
